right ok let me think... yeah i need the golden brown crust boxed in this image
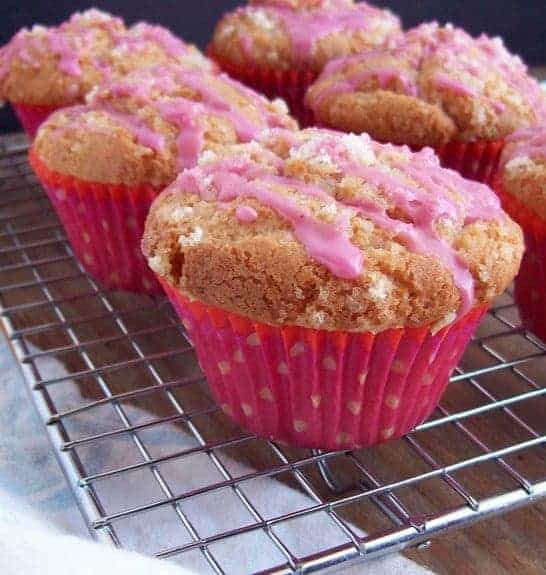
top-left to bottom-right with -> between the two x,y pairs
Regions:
209,1 -> 401,71
143,129 -> 524,332
32,66 -> 297,188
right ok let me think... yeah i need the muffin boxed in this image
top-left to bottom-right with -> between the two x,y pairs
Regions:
493,127 -> 546,341
142,128 -> 523,449
306,22 -> 546,182
0,9 -> 214,136
208,0 -> 401,125
29,64 -> 296,294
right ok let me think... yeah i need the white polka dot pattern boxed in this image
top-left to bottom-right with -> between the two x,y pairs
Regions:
163,283 -> 487,451
346,401 -> 362,416
289,342 -> 305,357
241,403 -> 253,417
322,356 -> 337,371
247,333 -> 261,347
39,179 -> 162,295
277,362 -> 289,375
293,420 -> 308,433
218,361 -> 231,375
259,388 -> 274,402
384,394 -> 401,409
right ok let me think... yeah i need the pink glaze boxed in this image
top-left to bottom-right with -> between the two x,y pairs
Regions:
502,126 -> 546,167
434,74 -> 478,98
307,136 -> 502,314
88,65 -> 290,169
114,22 -> 214,72
170,130 -> 505,313
178,165 -> 363,279
0,10 -> 211,101
122,23 -> 192,59
99,104 -> 167,151
310,65 -> 418,108
44,31 -> 82,76
307,21 -> 545,123
237,1 -> 399,65
236,205 -> 259,222
0,10 -> 124,83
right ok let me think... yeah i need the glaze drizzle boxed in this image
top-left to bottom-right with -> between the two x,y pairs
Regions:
171,129 -> 506,314
233,0 -> 400,66
48,64 -> 293,170
0,9 -> 213,96
306,22 -> 546,124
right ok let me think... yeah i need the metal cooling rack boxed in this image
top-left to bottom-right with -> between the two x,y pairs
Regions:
1,132 -> 546,575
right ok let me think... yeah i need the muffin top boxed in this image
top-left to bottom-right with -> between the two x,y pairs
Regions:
498,127 -> 546,220
143,128 -> 523,332
306,22 -> 546,147
0,9 -> 214,107
209,0 -> 401,72
33,64 -> 296,188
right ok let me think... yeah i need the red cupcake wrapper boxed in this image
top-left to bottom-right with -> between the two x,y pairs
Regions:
29,150 -> 163,295
514,232 -> 546,342
208,48 -> 317,127
161,280 -> 486,450
12,103 -> 60,138
434,139 -> 505,184
492,178 -> 546,341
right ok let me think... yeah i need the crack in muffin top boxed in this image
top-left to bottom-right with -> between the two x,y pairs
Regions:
0,9 -> 214,106
33,63 -> 297,187
209,0 -> 401,71
306,22 -> 546,146
143,128 -> 523,332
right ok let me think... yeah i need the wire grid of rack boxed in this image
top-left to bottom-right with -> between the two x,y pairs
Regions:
1,132 -> 546,575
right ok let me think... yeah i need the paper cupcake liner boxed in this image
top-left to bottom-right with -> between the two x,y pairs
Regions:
514,232 -> 546,342
492,178 -> 546,341
12,103 -> 60,138
161,281 -> 486,450
208,49 -> 317,127
434,139 -> 505,184
29,149 -> 163,295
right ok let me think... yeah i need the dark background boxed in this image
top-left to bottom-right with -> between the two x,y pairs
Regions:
1,1 -> 545,132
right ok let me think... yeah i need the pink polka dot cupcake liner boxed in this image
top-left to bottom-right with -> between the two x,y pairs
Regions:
161,281 -> 487,450
434,139 -> 505,184
207,48 -> 317,127
30,149 -> 163,295
12,103 -> 60,138
493,178 -> 546,342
